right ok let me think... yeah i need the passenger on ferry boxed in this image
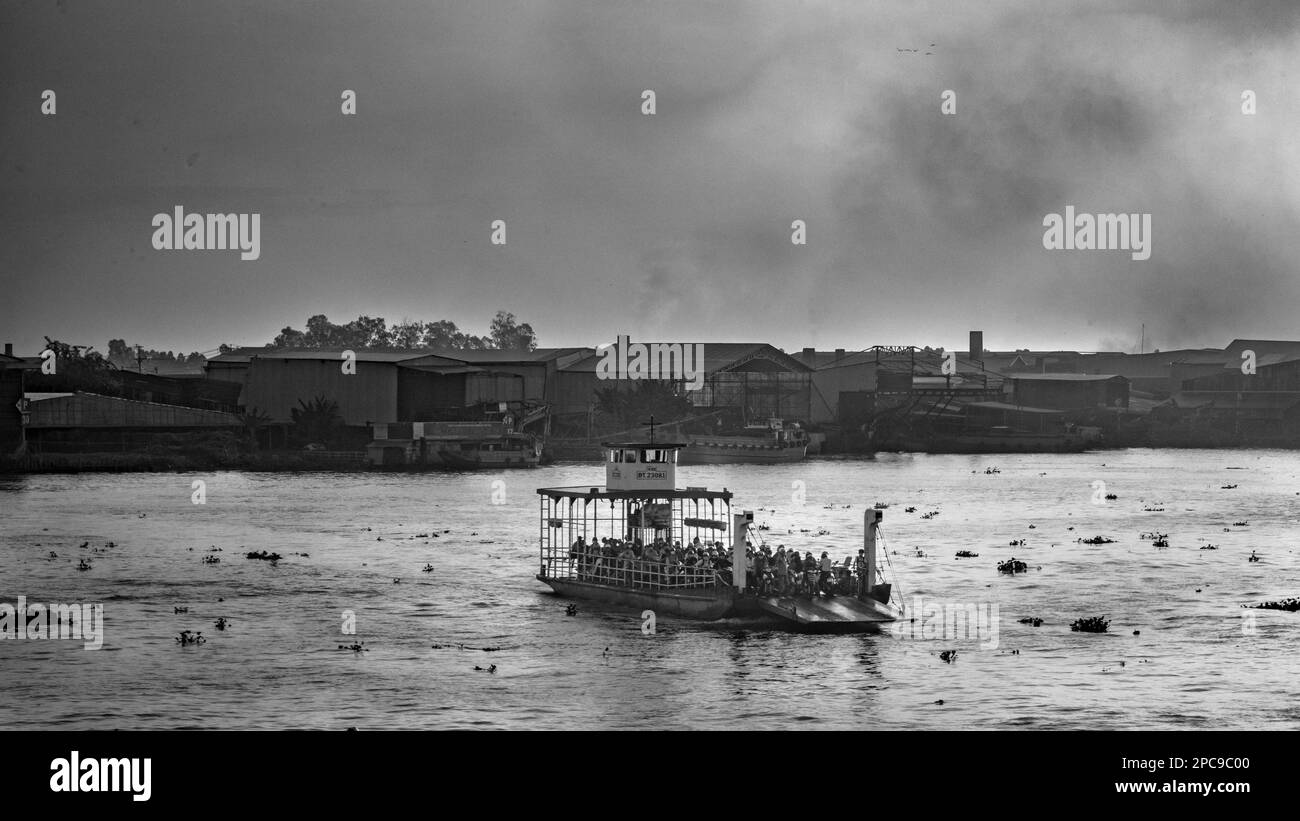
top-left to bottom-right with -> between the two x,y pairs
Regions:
817,551 -> 833,594
753,546 -> 771,594
773,547 -> 790,594
787,550 -> 803,594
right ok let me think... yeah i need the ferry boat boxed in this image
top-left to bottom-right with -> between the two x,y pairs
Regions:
534,424 -> 899,630
677,417 -> 809,465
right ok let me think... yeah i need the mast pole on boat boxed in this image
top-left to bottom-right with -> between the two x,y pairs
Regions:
863,509 -> 882,598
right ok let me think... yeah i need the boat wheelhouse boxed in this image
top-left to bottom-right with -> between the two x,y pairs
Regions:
535,424 -> 899,629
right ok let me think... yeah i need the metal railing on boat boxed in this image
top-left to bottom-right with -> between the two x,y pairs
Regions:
540,550 -> 728,591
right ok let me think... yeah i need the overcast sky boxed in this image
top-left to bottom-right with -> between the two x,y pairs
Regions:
2,0 -> 1297,357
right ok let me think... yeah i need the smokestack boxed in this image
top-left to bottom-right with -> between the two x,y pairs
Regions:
969,331 -> 983,364
3,343 -> 11,357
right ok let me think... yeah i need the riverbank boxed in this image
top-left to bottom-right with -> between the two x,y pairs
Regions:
0,450 -> 372,474
6,438 -> 1299,473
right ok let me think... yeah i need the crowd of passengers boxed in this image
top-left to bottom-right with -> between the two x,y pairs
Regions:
568,536 -> 872,596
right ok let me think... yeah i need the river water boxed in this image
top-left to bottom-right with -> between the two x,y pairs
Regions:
1,449 -> 1298,730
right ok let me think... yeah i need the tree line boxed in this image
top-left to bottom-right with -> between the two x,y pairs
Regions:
43,309 -> 538,375
267,310 -> 536,352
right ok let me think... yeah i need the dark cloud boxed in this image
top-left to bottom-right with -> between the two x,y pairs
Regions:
1,0 -> 1297,355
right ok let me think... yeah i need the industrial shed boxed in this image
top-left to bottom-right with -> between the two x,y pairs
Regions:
23,391 -> 243,453
1008,374 -> 1129,410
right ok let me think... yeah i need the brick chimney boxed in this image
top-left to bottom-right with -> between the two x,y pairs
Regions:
834,348 -> 845,360
3,343 -> 11,358
969,331 -> 983,364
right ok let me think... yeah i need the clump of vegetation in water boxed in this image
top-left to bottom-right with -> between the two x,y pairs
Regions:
176,630 -> 206,646
1019,617 -> 1043,627
955,550 -> 979,558
998,558 -> 1029,574
1071,616 -> 1110,633
245,550 -> 282,562
1244,598 -> 1300,612
1080,536 -> 1114,545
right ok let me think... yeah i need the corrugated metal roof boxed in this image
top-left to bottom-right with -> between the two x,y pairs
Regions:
561,343 -> 810,374
208,349 -> 469,365
25,392 -> 77,401
25,391 -> 244,428
429,347 -> 590,364
1008,373 -> 1124,382
966,401 -> 1063,414
397,364 -> 487,375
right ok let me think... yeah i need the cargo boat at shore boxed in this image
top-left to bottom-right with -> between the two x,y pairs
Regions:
677,418 -> 809,465
535,423 -> 898,630
885,427 -> 1092,454
366,420 -> 541,469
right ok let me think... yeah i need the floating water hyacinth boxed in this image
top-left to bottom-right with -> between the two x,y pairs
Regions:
1070,616 -> 1110,633
1080,536 -> 1114,544
998,558 -> 1029,574
1243,598 -> 1300,612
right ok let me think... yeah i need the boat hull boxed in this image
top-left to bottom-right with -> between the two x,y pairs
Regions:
677,442 -> 807,465
539,576 -> 737,620
890,434 -> 1089,454
432,449 -> 540,469
537,576 -> 898,630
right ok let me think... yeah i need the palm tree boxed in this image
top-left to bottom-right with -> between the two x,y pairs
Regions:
289,395 -> 343,447
238,407 -> 273,450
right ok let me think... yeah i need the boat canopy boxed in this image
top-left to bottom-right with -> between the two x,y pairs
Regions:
537,485 -> 732,502
600,441 -> 689,449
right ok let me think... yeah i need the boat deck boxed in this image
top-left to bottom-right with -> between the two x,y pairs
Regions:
753,594 -> 896,627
